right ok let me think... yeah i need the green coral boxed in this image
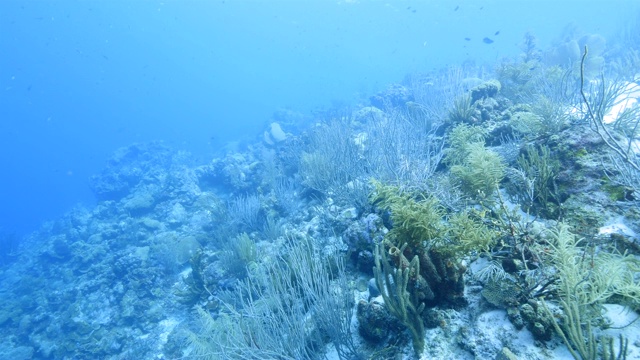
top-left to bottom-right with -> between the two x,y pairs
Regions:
443,123 -> 487,167
496,60 -> 538,100
219,232 -> 257,280
531,94 -> 570,135
448,93 -> 477,124
450,142 -> 506,199
541,224 -> 640,360
510,111 -> 544,136
371,180 -> 496,260
374,242 -> 426,357
370,180 -> 444,249
444,124 -> 506,200
299,151 -> 336,192
444,210 -> 498,256
516,144 -> 560,217
370,181 -> 499,355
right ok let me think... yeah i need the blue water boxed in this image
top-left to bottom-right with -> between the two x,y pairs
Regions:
0,0 -> 636,235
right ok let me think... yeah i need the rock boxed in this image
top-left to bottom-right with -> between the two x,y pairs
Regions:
495,347 -> 518,360
356,297 -> 393,342
471,79 -> 501,103
368,278 -> 380,298
123,191 -> 155,214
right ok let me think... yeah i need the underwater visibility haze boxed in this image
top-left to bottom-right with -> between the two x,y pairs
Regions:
1,0 -> 640,359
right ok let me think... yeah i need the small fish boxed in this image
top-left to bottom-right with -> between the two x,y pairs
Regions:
454,5 -> 459,11
483,37 -> 494,44
494,30 -> 500,36
464,37 -> 471,41
412,9 -> 416,13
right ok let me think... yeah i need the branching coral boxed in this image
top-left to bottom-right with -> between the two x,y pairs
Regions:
374,242 -> 426,357
450,143 -> 505,199
370,181 -> 497,355
541,224 -> 640,360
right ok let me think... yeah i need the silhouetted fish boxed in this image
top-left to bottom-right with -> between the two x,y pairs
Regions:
483,37 -> 494,44
454,5 -> 459,11
494,30 -> 500,36
464,37 -> 471,41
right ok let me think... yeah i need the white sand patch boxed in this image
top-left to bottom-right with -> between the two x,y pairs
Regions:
601,304 -> 640,359
472,309 -> 576,359
158,318 -> 179,347
599,218 -> 637,239
604,81 -> 640,124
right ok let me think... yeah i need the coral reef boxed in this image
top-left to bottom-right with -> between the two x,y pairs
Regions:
2,27 -> 640,360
